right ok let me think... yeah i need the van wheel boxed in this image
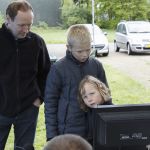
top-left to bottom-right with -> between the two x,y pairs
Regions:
103,53 -> 108,56
103,49 -> 109,56
127,44 -> 133,55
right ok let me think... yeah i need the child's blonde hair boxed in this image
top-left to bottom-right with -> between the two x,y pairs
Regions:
78,75 -> 111,112
67,24 -> 91,48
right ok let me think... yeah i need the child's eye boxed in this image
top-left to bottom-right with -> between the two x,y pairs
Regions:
89,92 -> 95,95
77,51 -> 82,54
86,49 -> 91,53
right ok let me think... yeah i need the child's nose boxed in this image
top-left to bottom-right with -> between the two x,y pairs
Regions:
82,51 -> 89,57
87,96 -> 92,102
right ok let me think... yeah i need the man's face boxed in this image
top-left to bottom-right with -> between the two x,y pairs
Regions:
70,42 -> 91,62
7,10 -> 34,39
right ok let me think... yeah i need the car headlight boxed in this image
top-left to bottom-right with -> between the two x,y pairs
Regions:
129,38 -> 141,44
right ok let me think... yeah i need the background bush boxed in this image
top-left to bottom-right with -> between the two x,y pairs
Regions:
37,21 -> 49,29
0,12 -> 4,26
61,5 -> 92,28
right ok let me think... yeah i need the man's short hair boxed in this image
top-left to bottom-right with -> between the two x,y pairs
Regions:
6,0 -> 33,21
43,134 -> 93,150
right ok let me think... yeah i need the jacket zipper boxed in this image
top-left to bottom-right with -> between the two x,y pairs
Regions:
16,46 -> 20,112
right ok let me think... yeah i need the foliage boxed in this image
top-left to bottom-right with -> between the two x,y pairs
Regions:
67,0 -> 150,29
61,5 -> 92,28
63,0 -> 150,29
1,0 -> 150,29
73,0 -> 90,8
36,21 -> 49,29
0,12 -> 4,26
94,0 -> 150,29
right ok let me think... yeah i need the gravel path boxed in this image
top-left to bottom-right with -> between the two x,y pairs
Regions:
99,49 -> 150,89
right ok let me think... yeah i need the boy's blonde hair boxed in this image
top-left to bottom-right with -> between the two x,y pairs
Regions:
67,24 -> 91,48
78,75 -> 111,112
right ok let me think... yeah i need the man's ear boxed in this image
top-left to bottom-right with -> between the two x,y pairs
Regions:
6,15 -> 11,24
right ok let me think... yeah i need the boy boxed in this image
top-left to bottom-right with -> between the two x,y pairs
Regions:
44,24 -> 112,144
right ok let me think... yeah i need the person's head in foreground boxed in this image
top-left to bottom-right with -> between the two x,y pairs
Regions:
78,75 -> 111,112
43,134 -> 92,150
66,24 -> 91,63
5,0 -> 34,39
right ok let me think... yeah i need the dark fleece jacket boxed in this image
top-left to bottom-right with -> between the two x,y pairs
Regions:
0,23 -> 50,117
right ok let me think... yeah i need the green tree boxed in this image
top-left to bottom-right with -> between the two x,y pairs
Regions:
71,0 -> 150,29
95,0 -> 149,28
72,0 -> 90,8
61,4 -> 91,28
61,0 -> 92,28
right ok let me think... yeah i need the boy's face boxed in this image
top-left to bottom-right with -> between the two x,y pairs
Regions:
81,82 -> 104,108
70,42 -> 91,62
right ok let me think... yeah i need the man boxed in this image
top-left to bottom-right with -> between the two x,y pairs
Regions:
0,0 -> 50,149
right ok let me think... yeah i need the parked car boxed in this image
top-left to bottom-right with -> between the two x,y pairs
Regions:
114,20 -> 150,55
84,24 -> 109,57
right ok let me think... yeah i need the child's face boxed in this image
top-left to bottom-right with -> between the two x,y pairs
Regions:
70,42 -> 91,62
81,82 -> 104,108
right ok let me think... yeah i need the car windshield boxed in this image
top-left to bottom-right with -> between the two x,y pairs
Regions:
127,22 -> 150,33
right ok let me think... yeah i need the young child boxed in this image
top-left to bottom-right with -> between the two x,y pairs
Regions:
44,24 -> 112,144
78,75 -> 111,112
79,75 -> 148,150
78,75 -> 115,150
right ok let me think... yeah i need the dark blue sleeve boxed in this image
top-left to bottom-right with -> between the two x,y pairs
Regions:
44,64 -> 62,140
37,37 -> 51,101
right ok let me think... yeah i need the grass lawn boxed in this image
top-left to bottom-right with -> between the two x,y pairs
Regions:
31,27 -> 67,44
6,64 -> 150,150
5,27 -> 150,149
104,64 -> 150,104
31,27 -> 115,43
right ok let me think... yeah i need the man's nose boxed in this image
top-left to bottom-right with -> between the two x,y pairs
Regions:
22,25 -> 30,32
